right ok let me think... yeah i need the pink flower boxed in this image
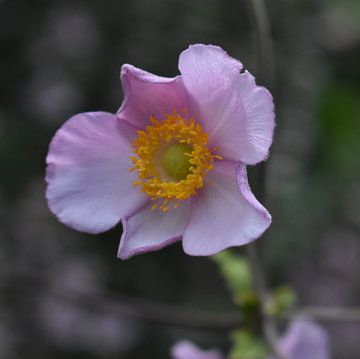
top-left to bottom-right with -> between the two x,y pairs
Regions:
171,340 -> 223,359
269,320 -> 331,359
171,320 -> 330,359
46,44 -> 274,259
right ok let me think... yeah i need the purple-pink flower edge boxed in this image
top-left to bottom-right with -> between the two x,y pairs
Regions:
45,44 -> 275,259
171,320 -> 330,359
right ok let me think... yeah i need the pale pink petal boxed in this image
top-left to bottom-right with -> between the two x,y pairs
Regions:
182,161 -> 271,256
206,71 -> 275,164
118,201 -> 190,260
272,320 -> 330,359
179,44 -> 274,165
46,112 -> 147,234
118,64 -> 189,128
178,44 -> 242,122
171,340 -> 223,359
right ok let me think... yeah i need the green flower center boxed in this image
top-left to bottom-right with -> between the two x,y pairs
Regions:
162,143 -> 192,180
130,113 -> 220,211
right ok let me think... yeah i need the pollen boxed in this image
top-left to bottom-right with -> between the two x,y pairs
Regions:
129,111 -> 222,211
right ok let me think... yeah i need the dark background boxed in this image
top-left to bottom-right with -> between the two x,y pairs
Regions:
0,0 -> 360,358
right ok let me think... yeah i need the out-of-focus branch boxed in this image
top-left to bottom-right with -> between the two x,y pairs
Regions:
1,276 -> 240,331
49,290 -> 360,328
245,0 -> 275,90
52,289 -> 360,328
3,279 -> 360,331
246,243 -> 268,304
247,243 -> 289,359
75,293 -> 242,331
288,307 -> 360,322
50,290 -> 360,329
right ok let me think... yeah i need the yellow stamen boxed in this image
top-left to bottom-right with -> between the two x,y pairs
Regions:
129,111 -> 221,211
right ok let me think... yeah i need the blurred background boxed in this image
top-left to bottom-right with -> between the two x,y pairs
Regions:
0,0 -> 359,358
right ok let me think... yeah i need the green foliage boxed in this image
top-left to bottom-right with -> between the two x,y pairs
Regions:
212,251 -> 253,304
319,83 -> 360,179
229,330 -> 268,359
270,286 -> 296,316
213,251 -> 297,359
212,250 -> 260,334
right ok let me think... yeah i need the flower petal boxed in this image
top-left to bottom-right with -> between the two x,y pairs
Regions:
219,71 -> 274,164
118,64 -> 189,128
118,201 -> 190,260
274,320 -> 330,359
171,340 -> 223,359
46,112 -> 147,234
178,44 -> 242,121
179,44 -> 274,165
182,161 -> 271,256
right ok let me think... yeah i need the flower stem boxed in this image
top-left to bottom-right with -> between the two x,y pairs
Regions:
245,0 -> 289,358
245,0 -> 275,90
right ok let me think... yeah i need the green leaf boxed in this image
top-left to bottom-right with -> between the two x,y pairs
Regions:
229,330 -> 268,359
212,251 -> 252,302
271,286 -> 297,316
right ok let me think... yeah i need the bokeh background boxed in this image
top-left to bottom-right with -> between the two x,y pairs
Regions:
1,0 -> 360,358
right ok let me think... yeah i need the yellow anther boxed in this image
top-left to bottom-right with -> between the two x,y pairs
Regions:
130,111 -> 222,211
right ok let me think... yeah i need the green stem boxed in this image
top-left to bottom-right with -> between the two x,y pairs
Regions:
245,0 -> 289,358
